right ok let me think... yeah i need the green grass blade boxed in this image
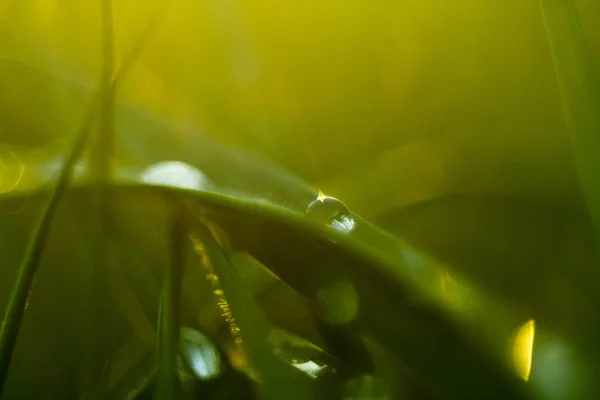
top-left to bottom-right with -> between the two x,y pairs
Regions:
192,224 -> 316,400
539,0 -> 600,238
156,207 -> 187,400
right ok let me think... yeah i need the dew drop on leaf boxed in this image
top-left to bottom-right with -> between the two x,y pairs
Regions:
306,194 -> 356,233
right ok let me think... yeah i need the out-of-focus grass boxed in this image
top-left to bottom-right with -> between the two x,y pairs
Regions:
0,1 -> 598,399
538,1 -> 600,395
539,0 -> 600,238
0,1 -> 596,218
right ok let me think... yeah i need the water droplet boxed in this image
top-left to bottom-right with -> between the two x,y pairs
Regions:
306,194 -> 356,233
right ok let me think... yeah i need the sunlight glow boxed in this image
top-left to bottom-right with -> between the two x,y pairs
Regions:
513,319 -> 536,381
316,190 -> 327,202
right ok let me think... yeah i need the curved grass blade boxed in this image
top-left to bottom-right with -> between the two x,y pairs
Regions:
0,4 -> 166,395
181,188 -> 534,399
539,0 -> 600,240
156,207 -> 187,400
191,224 -> 316,400
0,182 -> 534,398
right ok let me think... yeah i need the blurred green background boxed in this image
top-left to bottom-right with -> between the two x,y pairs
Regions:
0,1 -> 600,398
1,0 -> 599,218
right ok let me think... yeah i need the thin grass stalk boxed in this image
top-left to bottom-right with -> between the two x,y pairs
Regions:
156,207 -> 187,400
0,4 -> 166,396
82,0 -> 117,390
539,0 -> 600,238
95,0 -> 116,183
